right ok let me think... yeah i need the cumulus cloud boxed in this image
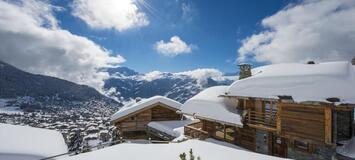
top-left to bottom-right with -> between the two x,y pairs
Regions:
155,36 -> 195,57
71,0 -> 149,31
238,0 -> 355,64
0,0 -> 125,90
141,71 -> 164,82
176,68 -> 224,83
138,68 -> 228,86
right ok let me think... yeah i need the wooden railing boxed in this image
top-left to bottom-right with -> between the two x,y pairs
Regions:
184,123 -> 209,140
246,110 -> 277,132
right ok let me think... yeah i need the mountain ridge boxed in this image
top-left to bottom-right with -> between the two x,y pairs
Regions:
0,60 -> 112,103
103,67 -> 237,103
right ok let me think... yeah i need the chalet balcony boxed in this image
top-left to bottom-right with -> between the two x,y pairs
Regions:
245,109 -> 277,132
184,121 -> 209,140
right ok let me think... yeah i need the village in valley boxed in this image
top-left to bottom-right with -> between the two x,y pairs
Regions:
1,0 -> 355,160
0,100 -> 117,152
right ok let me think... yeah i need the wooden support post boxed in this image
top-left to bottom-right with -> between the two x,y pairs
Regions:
248,109 -> 251,123
324,105 -> 332,144
243,99 -> 247,110
276,103 -> 282,135
269,101 -> 273,124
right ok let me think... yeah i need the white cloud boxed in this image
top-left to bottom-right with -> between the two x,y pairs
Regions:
155,36 -> 195,57
138,68 -> 229,86
71,0 -> 149,31
176,68 -> 224,85
141,71 -> 164,81
238,0 -> 355,64
0,0 -> 125,90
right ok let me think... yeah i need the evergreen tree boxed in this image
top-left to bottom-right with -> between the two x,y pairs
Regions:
189,149 -> 195,160
179,149 -> 200,160
179,152 -> 187,160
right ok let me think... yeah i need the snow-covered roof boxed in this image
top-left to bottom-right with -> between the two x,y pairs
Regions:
61,139 -> 286,160
111,96 -> 182,122
0,123 -> 68,159
148,119 -> 198,137
227,61 -> 355,104
180,86 -> 243,126
337,137 -> 355,159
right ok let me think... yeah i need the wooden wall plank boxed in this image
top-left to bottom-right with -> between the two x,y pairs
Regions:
324,105 -> 332,144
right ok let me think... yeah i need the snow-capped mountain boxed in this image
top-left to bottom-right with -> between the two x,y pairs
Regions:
0,61 -> 115,104
103,67 -> 237,103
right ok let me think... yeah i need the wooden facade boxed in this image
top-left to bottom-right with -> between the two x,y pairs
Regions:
184,120 -> 256,150
113,103 -> 182,139
184,98 -> 354,159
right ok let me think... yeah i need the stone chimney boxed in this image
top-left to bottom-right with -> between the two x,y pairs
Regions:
135,97 -> 142,103
352,57 -> 355,65
307,61 -> 315,64
238,64 -> 252,80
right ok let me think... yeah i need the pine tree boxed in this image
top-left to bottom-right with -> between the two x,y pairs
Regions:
189,149 -> 195,160
179,149 -> 200,160
179,152 -> 187,160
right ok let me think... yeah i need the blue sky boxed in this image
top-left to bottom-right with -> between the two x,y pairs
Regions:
1,0 -> 354,89
53,0 -> 293,73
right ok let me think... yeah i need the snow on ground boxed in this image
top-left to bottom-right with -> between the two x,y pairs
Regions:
111,96 -> 182,121
0,99 -> 23,114
337,137 -> 355,158
148,119 -> 198,137
87,139 -> 102,148
228,61 -> 355,104
181,86 -> 243,126
0,99 -> 8,107
0,123 -> 68,160
0,107 -> 23,114
205,138 -> 248,151
62,139 -> 287,160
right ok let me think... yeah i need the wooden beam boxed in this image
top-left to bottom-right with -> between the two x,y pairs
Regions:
247,123 -> 277,133
324,105 -> 332,144
277,104 -> 282,135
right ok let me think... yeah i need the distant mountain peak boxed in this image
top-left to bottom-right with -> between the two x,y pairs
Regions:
104,67 -> 235,103
104,66 -> 139,77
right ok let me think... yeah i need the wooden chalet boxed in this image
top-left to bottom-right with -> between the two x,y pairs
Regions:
181,62 -> 355,160
110,96 -> 182,139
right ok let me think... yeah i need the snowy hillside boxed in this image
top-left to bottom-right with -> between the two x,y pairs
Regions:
103,67 -> 237,103
0,61 -> 112,103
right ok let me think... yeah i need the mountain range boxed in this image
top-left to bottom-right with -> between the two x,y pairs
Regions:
0,60 -> 237,107
103,67 -> 237,103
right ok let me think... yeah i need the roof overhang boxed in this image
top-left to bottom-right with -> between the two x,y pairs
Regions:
180,111 -> 243,128
110,102 -> 180,124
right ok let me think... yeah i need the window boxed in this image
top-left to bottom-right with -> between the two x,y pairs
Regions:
129,117 -> 136,121
237,99 -> 246,109
225,126 -> 236,142
264,101 -> 277,113
213,124 -> 237,142
214,124 -> 225,140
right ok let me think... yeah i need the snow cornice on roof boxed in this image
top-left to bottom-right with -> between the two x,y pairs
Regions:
110,96 -> 182,122
227,61 -> 355,105
180,86 -> 243,126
